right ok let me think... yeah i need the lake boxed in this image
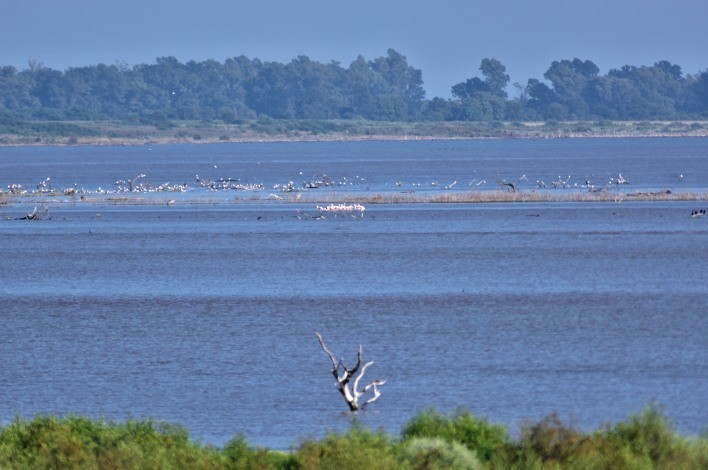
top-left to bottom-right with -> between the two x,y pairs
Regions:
1,138 -> 706,449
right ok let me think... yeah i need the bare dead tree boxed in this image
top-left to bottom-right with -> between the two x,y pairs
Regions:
315,332 -> 386,412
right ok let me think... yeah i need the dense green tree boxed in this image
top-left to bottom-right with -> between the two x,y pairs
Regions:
0,52 -> 705,122
369,49 -> 426,119
221,55 -> 258,120
451,77 -> 488,100
686,70 -> 708,115
133,56 -> 184,116
0,66 -> 38,112
452,58 -> 510,100
453,92 -> 507,121
284,56 -> 347,119
480,58 -> 510,98
450,58 -> 510,120
344,55 -> 386,119
526,78 -> 557,116
245,60 -> 293,118
606,61 -> 687,118
585,75 -> 642,119
421,97 -> 455,121
542,58 -> 599,118
29,67 -> 69,111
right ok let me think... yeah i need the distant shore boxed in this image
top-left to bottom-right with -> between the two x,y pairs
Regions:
1,119 -> 707,147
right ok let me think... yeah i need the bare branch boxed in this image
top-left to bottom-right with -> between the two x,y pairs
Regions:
351,344 -> 363,374
362,380 -> 386,409
315,332 -> 338,370
353,360 -> 375,396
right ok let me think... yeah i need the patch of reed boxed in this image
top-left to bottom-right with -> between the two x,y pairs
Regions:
2,189 -> 706,207
291,190 -> 707,205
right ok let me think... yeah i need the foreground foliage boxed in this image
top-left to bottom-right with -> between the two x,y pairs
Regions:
0,406 -> 705,469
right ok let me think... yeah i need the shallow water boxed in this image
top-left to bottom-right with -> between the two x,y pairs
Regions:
1,139 -> 707,448
1,137 -> 707,195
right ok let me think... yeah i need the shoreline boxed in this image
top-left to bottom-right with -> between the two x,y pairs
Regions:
1,119 -> 707,147
2,132 -> 708,148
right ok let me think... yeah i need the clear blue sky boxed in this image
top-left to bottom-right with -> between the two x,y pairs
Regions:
2,0 -> 706,98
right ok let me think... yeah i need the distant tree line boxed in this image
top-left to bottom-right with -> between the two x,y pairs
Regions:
1,49 -> 707,122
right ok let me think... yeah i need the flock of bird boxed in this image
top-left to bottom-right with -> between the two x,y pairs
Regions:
2,171 -> 703,220
0,167 -> 655,199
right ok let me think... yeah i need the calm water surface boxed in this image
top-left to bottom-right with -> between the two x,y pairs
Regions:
1,139 -> 706,449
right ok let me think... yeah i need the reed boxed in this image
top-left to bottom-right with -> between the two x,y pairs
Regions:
293,189 -> 708,205
2,189 -> 707,208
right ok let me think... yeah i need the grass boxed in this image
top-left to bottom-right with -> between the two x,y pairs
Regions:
0,406 -> 705,469
3,189 -> 707,208
311,189 -> 708,204
1,119 -> 708,146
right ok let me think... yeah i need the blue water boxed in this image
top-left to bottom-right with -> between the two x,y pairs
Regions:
1,138 -> 707,449
1,137 -> 707,195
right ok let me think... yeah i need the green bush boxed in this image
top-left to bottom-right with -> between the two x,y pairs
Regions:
401,408 -> 507,462
398,437 -> 482,469
598,405 -> 707,469
222,435 -> 294,470
0,416 -> 94,469
0,406 -> 705,469
506,406 -> 708,470
294,426 -> 401,470
518,413 -> 585,465
0,415 -> 222,469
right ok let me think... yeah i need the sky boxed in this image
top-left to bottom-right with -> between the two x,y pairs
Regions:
2,0 -> 707,99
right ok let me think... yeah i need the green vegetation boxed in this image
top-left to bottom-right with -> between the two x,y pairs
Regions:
1,118 -> 706,147
1,406 -> 705,469
1,51 -> 707,127
402,408 -> 507,463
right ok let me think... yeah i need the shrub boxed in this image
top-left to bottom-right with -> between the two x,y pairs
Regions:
0,416 -> 223,469
0,416 -> 95,468
1,406 -> 705,469
601,404 -> 695,468
294,426 -> 401,470
222,435 -> 294,470
401,408 -> 507,462
511,406 -> 708,469
519,413 -> 584,464
398,437 -> 482,469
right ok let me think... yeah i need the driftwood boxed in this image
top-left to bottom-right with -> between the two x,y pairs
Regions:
497,180 -> 516,192
626,190 -> 672,197
16,206 -> 46,220
315,332 -> 385,411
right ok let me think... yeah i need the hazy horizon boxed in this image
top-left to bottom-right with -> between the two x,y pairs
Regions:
2,0 -> 707,99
